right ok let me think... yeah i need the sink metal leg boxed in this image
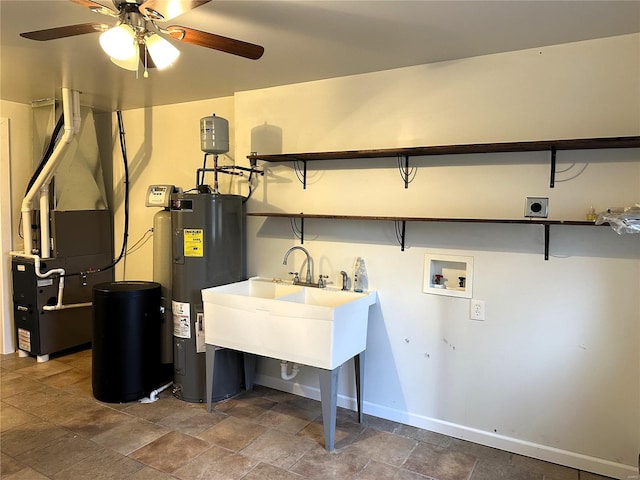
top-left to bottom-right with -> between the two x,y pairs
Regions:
243,353 -> 257,391
318,367 -> 339,452
354,351 -> 365,423
205,344 -> 216,413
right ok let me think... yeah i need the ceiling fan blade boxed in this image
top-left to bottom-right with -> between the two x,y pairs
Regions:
167,26 -> 264,60
138,0 -> 211,21
20,23 -> 109,41
69,0 -> 118,16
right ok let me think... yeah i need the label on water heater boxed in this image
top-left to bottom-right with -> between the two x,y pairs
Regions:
196,312 -> 206,353
18,328 -> 31,351
183,229 -> 204,257
172,300 -> 191,338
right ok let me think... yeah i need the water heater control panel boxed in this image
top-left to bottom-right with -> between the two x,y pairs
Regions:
145,185 -> 176,208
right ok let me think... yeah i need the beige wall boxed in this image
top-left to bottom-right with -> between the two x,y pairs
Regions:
231,34 -> 639,478
1,100 -> 32,251
238,34 -> 638,155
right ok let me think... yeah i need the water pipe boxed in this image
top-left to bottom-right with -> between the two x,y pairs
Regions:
280,360 -> 300,381
9,251 -> 91,311
39,184 -> 51,258
139,382 -> 173,403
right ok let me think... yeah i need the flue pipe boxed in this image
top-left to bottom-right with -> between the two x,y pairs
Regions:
39,185 -> 50,258
21,88 -> 80,255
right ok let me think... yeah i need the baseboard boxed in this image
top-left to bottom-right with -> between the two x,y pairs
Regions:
254,373 -> 637,480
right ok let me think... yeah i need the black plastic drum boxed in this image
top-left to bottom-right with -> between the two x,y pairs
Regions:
92,281 -> 161,403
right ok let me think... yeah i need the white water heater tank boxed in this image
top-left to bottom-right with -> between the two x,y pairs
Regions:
200,114 -> 229,154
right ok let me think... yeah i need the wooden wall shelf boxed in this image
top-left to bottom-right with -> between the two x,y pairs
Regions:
247,212 -> 600,225
247,212 -> 609,259
248,136 -> 640,189
246,135 -> 635,258
248,136 -> 640,163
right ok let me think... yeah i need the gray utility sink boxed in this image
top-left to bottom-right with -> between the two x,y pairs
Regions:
201,276 -> 378,450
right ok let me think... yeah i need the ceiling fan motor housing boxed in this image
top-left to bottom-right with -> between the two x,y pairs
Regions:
18,0 -> 265,65
118,3 -> 148,34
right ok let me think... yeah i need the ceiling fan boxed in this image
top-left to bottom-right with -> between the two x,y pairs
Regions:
20,0 -> 264,75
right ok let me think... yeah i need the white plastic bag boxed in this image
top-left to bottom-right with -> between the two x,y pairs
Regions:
596,204 -> 640,235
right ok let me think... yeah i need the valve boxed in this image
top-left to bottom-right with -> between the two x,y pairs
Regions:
289,272 -> 300,284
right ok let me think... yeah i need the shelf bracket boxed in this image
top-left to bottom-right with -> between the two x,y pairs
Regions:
403,155 -> 410,189
293,160 -> 308,189
290,215 -> 305,244
544,224 -> 550,260
394,220 -> 407,251
397,155 -> 416,189
549,147 -> 557,188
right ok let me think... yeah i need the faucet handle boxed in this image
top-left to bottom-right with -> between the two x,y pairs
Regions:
289,272 -> 300,284
318,275 -> 329,288
339,271 -> 350,291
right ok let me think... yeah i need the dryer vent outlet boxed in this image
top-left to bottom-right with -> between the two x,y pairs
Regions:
525,197 -> 549,218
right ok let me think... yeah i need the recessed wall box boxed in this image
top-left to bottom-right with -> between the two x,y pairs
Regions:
525,197 -> 549,218
423,253 -> 473,298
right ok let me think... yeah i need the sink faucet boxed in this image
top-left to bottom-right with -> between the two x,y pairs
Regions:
282,246 -> 313,284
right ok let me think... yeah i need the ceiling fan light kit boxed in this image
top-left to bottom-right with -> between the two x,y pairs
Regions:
97,3 -> 179,74
110,44 -> 140,71
19,0 -> 264,77
99,24 -> 136,60
145,33 -> 180,69
99,26 -> 179,71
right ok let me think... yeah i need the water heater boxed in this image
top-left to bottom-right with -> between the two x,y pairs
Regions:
171,192 -> 245,402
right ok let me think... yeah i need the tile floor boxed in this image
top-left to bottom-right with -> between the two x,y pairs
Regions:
0,348 -> 616,480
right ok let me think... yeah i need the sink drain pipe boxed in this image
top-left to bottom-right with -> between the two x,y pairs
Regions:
280,361 -> 300,381
139,381 -> 173,403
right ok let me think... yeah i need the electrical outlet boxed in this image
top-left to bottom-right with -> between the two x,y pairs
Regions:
470,299 -> 485,321
525,197 -> 549,218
